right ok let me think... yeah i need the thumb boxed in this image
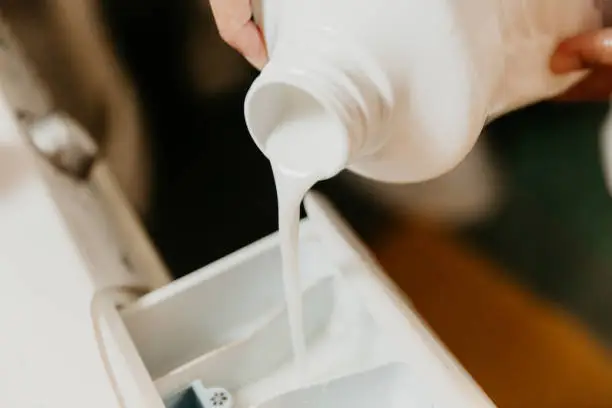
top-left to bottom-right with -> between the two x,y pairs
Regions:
551,28 -> 612,73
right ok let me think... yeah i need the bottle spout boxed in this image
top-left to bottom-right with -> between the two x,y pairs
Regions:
245,64 -> 352,180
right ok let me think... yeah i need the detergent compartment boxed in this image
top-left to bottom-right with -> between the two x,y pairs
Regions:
114,193 -> 494,408
120,218 -> 389,407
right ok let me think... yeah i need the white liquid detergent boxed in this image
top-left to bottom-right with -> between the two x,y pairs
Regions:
264,89 -> 350,382
270,167 -> 312,383
247,0 -> 607,385
265,142 -> 334,380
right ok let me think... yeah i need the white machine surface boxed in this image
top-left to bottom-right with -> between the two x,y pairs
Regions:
0,20 -> 495,408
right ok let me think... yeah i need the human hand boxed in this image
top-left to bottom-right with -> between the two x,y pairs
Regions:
550,29 -> 612,101
209,0 -> 268,69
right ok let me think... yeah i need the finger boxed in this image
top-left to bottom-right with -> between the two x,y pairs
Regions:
551,28 -> 612,73
227,21 -> 268,69
209,0 -> 268,69
553,67 -> 612,101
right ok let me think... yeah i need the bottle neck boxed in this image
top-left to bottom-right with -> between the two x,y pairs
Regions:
244,39 -> 390,180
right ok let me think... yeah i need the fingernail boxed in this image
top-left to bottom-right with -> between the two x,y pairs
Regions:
550,52 -> 584,74
243,39 -> 268,70
245,53 -> 267,70
243,28 -> 268,70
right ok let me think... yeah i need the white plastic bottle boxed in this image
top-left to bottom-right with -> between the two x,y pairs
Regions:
244,0 -> 605,183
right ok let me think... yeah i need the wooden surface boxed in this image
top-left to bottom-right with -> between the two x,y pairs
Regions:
373,218 -> 612,408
